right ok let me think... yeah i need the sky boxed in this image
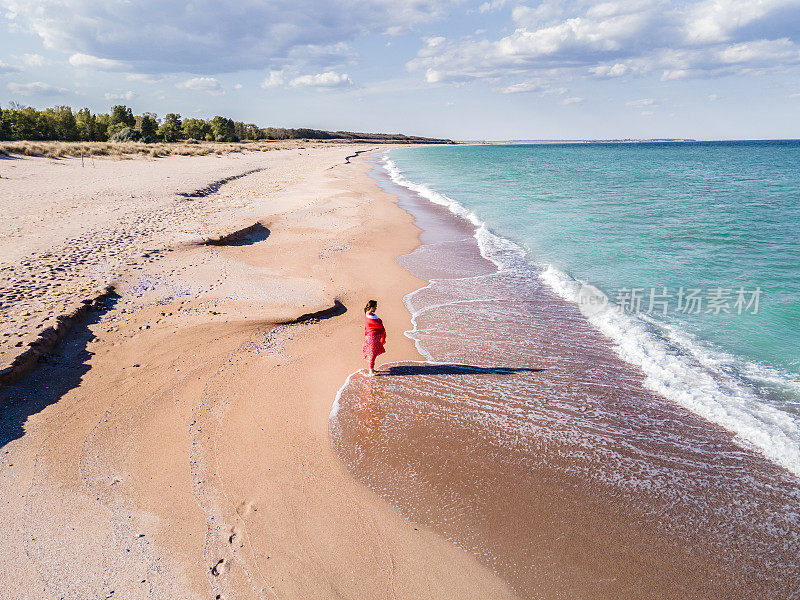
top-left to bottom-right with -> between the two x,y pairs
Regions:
1,0 -> 799,140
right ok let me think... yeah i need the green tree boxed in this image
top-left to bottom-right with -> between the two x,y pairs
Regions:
209,115 -> 235,142
44,105 -> 78,140
181,117 -> 209,140
108,105 -> 135,135
0,102 -> 424,144
243,123 -> 261,140
94,113 -> 111,141
75,108 -> 97,141
136,112 -> 159,141
264,127 -> 288,140
0,107 -> 8,140
10,107 -> 47,140
158,113 -> 182,142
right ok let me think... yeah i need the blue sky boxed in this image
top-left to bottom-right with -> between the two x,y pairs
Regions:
1,0 -> 799,140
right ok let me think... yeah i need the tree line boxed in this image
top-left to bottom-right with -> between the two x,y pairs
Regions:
0,103 -> 453,144
0,103 -> 323,142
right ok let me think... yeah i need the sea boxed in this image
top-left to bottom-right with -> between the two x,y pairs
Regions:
329,142 -> 800,598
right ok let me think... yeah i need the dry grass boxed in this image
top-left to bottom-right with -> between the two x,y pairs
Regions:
0,139 -> 349,159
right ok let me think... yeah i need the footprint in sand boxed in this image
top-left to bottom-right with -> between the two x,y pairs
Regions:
235,500 -> 256,517
210,558 -> 228,577
228,526 -> 239,545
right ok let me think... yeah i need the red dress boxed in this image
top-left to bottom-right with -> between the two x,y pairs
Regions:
363,314 -> 386,368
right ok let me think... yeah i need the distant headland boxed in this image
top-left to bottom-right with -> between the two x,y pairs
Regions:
459,138 -> 698,144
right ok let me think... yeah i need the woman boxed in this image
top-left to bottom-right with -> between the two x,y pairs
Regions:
363,300 -> 386,376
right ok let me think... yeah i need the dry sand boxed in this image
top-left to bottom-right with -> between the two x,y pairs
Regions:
0,147 -> 354,381
0,148 -> 518,599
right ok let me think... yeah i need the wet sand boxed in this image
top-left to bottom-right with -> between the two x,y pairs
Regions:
0,149 -> 518,599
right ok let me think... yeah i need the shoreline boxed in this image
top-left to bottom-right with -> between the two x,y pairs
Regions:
5,143 -> 796,599
331,149 -> 800,598
380,145 -> 800,478
0,148 -> 518,598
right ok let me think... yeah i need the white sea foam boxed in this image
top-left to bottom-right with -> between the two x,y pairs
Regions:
382,151 -> 800,478
383,157 -> 482,227
541,265 -> 800,476
403,281 -> 436,361
330,368 -> 360,421
383,155 -> 524,271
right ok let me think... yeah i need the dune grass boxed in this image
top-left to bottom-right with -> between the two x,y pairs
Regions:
0,139 -> 339,159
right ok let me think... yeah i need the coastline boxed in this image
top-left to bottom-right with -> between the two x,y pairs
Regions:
330,149 -> 800,599
379,143 -> 800,478
0,148 -> 518,599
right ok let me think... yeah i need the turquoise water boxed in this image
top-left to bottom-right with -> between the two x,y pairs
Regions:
385,141 -> 800,471
389,143 -> 800,384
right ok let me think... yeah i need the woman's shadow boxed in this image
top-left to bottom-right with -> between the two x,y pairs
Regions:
385,364 -> 545,376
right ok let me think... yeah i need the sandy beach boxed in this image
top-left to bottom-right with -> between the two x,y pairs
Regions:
3,0 -> 799,595
0,145 -> 355,382
3,143 -> 798,600
0,148 -> 518,599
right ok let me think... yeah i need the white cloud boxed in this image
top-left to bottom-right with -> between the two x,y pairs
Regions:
407,5 -> 665,84
500,81 -> 568,96
626,98 -> 656,107
104,90 -> 136,101
708,93 -> 719,100
290,71 -> 353,88
408,0 -> 800,88
126,73 -> 164,84
561,96 -> 584,104
5,0 -> 800,103
512,0 -> 566,27
714,38 -> 800,66
260,70 -> 285,88
478,0 -> 508,14
500,79 -> 546,94
661,68 -> 689,80
7,81 -> 66,96
234,83 -> 243,90
425,69 -> 443,83
0,60 -> 21,74
21,53 -> 47,67
69,53 -> 127,70
176,77 -> 223,94
683,0 -> 800,44
2,0 -> 458,74
590,63 -> 630,78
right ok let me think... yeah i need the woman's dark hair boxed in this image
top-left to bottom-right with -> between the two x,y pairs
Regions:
364,300 -> 377,313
